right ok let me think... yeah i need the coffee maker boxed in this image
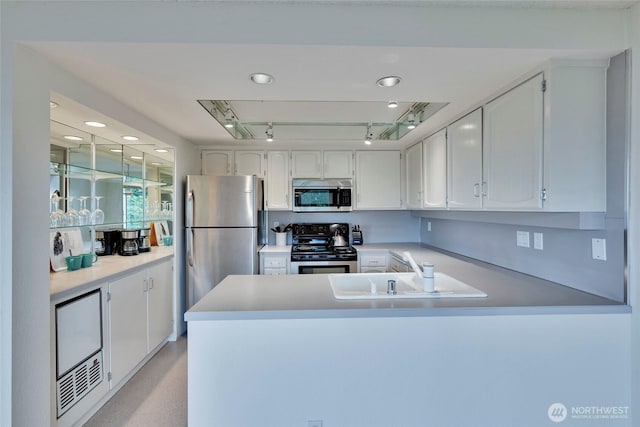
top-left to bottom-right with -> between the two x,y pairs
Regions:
138,228 -> 152,253
96,230 -> 119,256
119,230 -> 139,256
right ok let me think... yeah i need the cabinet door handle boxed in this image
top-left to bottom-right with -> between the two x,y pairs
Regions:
473,183 -> 480,197
143,279 -> 148,292
149,278 -> 154,290
482,182 -> 487,197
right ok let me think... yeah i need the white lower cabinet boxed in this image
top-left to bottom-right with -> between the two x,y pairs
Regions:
109,259 -> 173,387
147,260 -> 174,352
260,252 -> 290,275
109,269 -> 148,387
358,253 -> 388,273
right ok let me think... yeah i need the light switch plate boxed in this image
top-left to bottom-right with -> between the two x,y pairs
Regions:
592,238 -> 607,261
427,221 -> 432,232
534,232 -> 543,250
516,231 -> 530,248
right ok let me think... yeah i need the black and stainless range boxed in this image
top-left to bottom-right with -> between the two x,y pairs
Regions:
290,223 -> 357,274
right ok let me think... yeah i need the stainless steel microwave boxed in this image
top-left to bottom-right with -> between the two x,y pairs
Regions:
292,179 -> 353,212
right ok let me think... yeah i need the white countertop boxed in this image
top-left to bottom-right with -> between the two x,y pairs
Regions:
186,244 -> 628,321
50,246 -> 174,301
259,245 -> 292,253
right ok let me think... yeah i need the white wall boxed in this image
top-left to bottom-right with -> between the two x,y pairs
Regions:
0,2 -> 637,425
189,314 -> 632,427
1,43 -> 200,427
267,211 -> 420,245
627,2 -> 640,421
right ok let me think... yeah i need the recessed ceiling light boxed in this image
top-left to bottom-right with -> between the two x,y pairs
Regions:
376,76 -> 402,88
84,121 -> 107,128
63,135 -> 83,141
155,148 -> 169,153
50,101 -> 58,108
110,149 -> 123,153
130,155 -> 143,160
250,73 -> 274,85
122,135 -> 139,141
387,101 -> 399,109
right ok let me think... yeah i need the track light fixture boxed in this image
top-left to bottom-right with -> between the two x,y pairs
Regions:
364,123 -> 374,144
407,113 -> 416,130
224,108 -> 234,128
265,123 -> 274,142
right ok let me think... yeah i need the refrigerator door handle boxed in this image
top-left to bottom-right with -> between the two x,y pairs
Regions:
186,190 -> 194,228
187,228 -> 195,267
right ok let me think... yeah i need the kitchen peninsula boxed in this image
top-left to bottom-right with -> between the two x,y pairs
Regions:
185,245 -> 631,427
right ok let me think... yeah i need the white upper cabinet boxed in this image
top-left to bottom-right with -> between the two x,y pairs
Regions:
323,150 -> 353,178
291,150 -> 353,179
482,61 -> 606,212
405,142 -> 423,209
291,151 -> 322,178
422,130 -> 447,208
541,60 -> 606,212
355,151 -> 402,210
266,151 -> 290,210
202,151 -> 233,176
235,151 -> 265,178
483,74 -> 544,210
447,108 -> 483,209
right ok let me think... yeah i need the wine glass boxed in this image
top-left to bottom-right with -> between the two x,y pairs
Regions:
66,196 -> 79,226
78,196 -> 92,226
50,194 -> 64,227
92,196 -> 105,225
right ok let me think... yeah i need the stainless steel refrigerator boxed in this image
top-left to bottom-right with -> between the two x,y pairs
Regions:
185,175 -> 265,308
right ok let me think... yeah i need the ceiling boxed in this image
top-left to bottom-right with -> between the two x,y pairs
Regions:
33,0 -> 634,149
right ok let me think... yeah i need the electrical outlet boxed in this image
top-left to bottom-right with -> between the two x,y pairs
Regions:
534,232 -> 543,250
592,238 -> 607,261
308,420 -> 323,427
273,221 -> 279,228
427,221 -> 432,232
516,231 -> 530,248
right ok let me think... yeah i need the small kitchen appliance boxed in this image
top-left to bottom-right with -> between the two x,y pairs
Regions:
138,228 -> 152,252
94,231 -> 106,256
352,225 -> 363,245
290,223 -> 357,274
119,230 -> 139,256
292,179 -> 352,212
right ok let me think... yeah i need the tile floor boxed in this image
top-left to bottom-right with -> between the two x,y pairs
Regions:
84,335 -> 187,427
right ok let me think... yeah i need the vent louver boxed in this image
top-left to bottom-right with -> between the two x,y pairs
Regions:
56,351 -> 103,418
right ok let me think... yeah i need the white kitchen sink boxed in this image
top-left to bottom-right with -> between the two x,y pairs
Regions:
328,272 -> 487,300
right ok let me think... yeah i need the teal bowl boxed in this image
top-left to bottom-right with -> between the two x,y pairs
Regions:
162,236 -> 173,246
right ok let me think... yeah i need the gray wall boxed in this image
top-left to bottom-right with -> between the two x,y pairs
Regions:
266,210 -> 420,245
419,51 -> 627,302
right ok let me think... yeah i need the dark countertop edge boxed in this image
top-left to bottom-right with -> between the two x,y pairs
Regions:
185,304 -> 632,322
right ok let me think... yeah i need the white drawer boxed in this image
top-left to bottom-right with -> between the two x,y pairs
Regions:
360,255 -> 387,267
264,256 -> 287,268
263,268 -> 288,275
